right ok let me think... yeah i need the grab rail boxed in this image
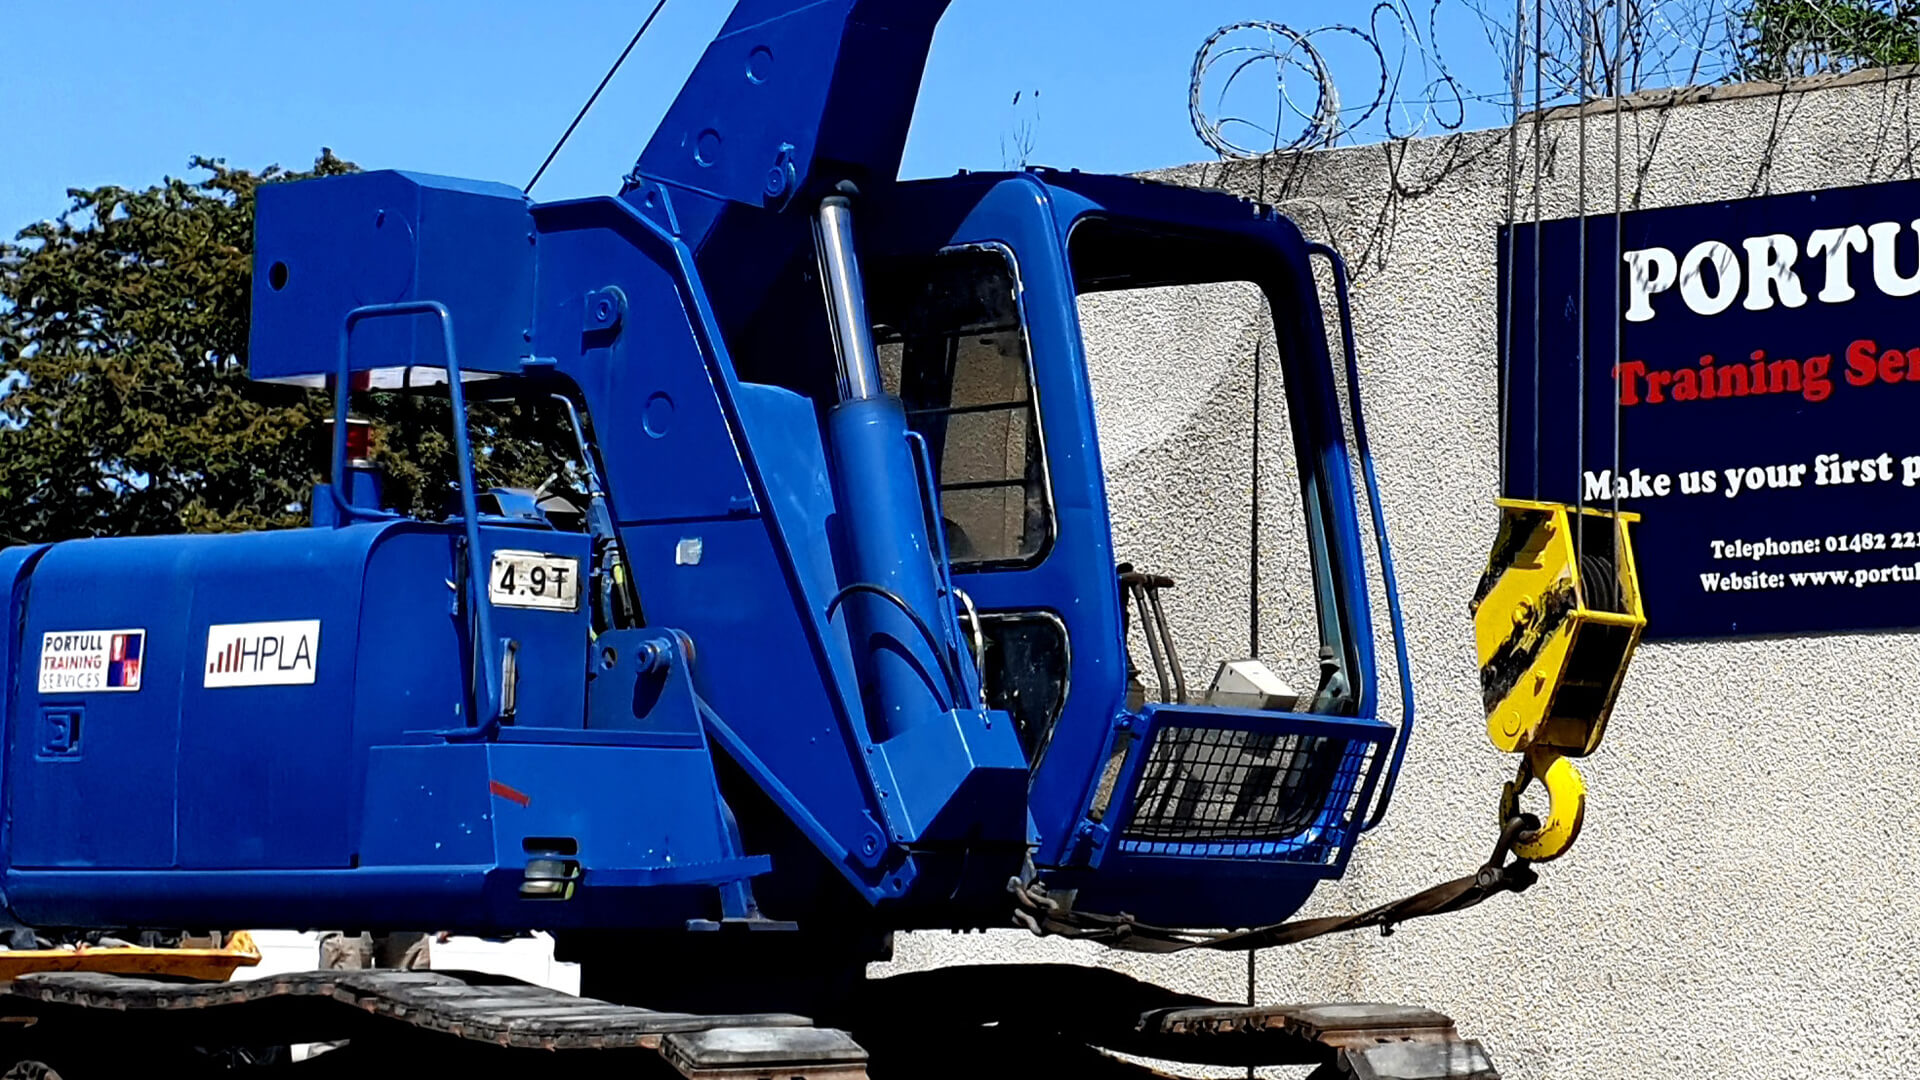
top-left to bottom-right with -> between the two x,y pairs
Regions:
332,301 -> 508,740
1306,244 -> 1415,832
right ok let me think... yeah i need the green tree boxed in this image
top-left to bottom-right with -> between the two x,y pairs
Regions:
0,152 -> 569,545
1735,0 -> 1920,81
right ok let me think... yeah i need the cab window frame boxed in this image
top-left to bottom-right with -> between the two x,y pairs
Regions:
1063,211 -> 1362,717
871,240 -> 1059,573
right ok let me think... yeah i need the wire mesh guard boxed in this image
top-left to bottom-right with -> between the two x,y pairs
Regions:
1118,723 -> 1378,862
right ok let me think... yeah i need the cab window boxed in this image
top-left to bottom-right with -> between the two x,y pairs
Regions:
869,245 -> 1051,568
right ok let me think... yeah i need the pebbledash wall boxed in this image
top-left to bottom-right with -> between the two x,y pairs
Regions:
881,69 -> 1920,1078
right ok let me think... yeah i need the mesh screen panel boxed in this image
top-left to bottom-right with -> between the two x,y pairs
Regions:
1118,725 -> 1377,862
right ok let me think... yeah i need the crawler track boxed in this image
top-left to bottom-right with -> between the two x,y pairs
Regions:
0,966 -> 1496,1080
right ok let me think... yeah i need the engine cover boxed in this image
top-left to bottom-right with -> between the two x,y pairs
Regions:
0,521 -> 764,932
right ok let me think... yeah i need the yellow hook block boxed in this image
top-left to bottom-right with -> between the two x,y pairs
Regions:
1499,748 -> 1586,861
1472,499 -> 1644,759
1473,499 -> 1643,862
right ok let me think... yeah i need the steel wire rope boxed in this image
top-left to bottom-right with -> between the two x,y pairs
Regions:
525,0 -> 670,194
1531,0 -> 1545,499
1613,0 -> 1627,522
1502,0 -> 1527,496
1575,4 -> 1593,572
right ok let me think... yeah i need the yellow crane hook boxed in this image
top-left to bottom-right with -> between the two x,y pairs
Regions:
1473,499 -> 1644,863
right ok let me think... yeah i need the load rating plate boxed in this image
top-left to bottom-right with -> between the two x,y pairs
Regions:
488,550 -> 581,612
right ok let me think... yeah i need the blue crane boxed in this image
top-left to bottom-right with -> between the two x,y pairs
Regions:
0,3 -> 1643,1077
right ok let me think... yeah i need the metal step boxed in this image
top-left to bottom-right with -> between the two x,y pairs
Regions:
1144,1002 -> 1497,1079
665,1027 -> 871,1080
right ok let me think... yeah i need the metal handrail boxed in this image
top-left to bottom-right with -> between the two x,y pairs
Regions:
332,301 -> 507,740
905,429 -> 981,708
1119,569 -> 1187,705
1306,244 -> 1416,832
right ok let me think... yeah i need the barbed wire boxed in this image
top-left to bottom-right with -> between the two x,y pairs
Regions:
1186,0 -> 1918,159
1190,3 -> 1468,156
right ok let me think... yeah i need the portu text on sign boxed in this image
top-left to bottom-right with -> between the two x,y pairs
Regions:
1500,178 -> 1920,639
1623,219 -> 1920,322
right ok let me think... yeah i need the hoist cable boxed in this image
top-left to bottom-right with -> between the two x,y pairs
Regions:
1245,947 -> 1257,1080
1249,339 -> 1263,659
1575,5 -> 1593,569
1499,0 -> 1525,496
1530,0 -> 1545,499
525,0 -> 670,195
1612,0 -> 1627,520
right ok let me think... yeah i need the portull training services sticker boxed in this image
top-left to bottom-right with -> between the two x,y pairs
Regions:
39,629 -> 146,694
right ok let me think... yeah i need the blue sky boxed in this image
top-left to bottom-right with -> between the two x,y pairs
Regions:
0,1 -> 1515,237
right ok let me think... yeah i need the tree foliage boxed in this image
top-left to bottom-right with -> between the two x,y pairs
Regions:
0,153 -> 570,546
1735,0 -> 1920,80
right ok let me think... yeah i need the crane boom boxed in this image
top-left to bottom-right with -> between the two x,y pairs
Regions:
632,0 -> 951,238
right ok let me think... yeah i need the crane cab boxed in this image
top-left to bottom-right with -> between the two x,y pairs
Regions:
701,169 -> 1405,925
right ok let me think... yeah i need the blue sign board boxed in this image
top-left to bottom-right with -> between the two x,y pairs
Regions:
1503,179 -> 1920,639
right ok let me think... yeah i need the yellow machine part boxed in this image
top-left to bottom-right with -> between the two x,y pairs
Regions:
1472,498 -> 1645,861
0,930 -> 260,982
1500,748 -> 1587,861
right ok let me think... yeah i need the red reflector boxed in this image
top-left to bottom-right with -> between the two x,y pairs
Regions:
344,419 -> 372,464
322,418 -> 375,470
